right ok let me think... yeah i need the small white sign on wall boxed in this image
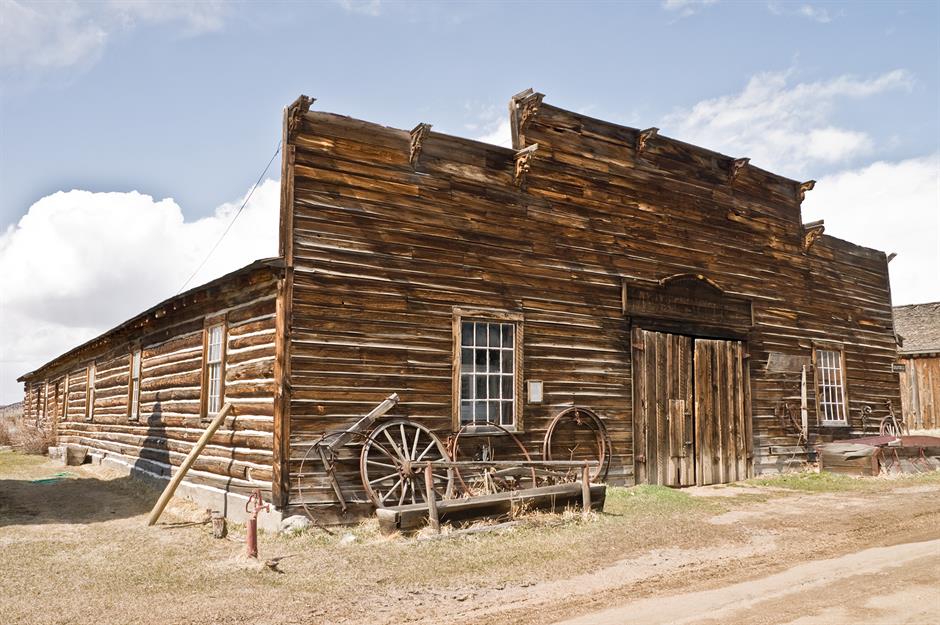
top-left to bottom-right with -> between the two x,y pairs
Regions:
527,380 -> 543,404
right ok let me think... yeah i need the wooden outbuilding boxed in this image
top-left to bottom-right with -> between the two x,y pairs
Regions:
20,90 -> 903,524
894,302 -> 940,430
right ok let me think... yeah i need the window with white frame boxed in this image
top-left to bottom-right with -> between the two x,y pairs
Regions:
815,348 -> 847,424
129,349 -> 142,420
458,319 -> 518,428
204,324 -> 225,418
85,364 -> 95,421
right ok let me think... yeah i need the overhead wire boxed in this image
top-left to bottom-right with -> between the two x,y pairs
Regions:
175,140 -> 282,294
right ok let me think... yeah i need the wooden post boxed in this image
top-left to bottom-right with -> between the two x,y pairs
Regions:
424,463 -> 440,534
147,403 -> 233,526
211,512 -> 227,539
581,464 -> 591,519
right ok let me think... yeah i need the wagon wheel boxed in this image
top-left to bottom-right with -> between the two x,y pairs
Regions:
450,421 -> 537,496
360,419 -> 454,508
543,407 -> 612,482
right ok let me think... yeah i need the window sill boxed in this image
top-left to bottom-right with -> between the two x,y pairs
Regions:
819,421 -> 849,427
456,424 -> 522,437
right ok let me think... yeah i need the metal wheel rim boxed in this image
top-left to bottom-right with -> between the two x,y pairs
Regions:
543,406 -> 612,482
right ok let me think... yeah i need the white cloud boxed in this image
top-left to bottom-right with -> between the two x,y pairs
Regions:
336,0 -> 383,17
799,4 -> 833,23
662,69 -> 914,178
767,3 -> 838,23
0,180 -> 280,404
662,0 -> 718,18
0,0 -> 227,71
802,154 -> 940,306
0,1 -> 107,70
475,118 -> 512,147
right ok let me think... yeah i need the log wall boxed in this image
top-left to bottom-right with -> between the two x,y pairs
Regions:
281,95 -> 900,512
21,267 -> 281,498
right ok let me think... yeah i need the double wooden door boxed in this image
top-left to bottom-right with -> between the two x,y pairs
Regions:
632,329 -> 751,486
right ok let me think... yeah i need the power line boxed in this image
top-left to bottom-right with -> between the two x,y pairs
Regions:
176,141 -> 282,295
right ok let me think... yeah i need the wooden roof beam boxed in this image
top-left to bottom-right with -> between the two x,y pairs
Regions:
286,94 -> 315,141
636,127 -> 659,156
409,123 -> 432,168
802,219 -> 825,251
729,157 -> 750,184
509,88 -> 545,149
513,144 -> 539,188
799,179 -> 816,203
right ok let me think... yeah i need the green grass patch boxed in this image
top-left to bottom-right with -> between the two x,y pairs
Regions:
746,471 -> 867,492
746,469 -> 940,492
604,485 -> 705,515
0,450 -> 47,475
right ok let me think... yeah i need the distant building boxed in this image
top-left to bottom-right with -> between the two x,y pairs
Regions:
894,302 -> 940,430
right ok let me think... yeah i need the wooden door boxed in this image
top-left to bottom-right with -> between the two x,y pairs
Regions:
632,329 -> 694,486
693,339 -> 751,485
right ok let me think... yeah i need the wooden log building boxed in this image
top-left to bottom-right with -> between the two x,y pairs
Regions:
19,90 -> 902,523
894,302 -> 940,430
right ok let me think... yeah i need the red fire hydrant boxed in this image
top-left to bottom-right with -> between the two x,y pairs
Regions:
245,489 -> 269,559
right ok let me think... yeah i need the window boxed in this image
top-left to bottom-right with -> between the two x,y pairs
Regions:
129,349 -> 142,420
85,364 -> 95,422
61,374 -> 69,421
454,312 -> 522,430
203,323 -> 225,419
815,348 -> 847,424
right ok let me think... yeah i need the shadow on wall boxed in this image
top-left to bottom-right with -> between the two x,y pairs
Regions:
131,393 -> 171,481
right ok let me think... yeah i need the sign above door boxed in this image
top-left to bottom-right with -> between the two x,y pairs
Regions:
622,273 -> 754,331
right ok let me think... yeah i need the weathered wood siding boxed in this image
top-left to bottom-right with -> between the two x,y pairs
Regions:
282,94 -> 900,509
23,267 -> 281,498
900,356 -> 940,430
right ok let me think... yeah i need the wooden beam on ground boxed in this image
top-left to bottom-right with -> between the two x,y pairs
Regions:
376,482 -> 606,534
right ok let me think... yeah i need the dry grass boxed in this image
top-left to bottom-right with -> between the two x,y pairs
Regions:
0,410 -> 55,455
1,451 -> 938,625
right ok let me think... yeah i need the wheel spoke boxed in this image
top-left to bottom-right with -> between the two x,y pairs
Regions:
369,472 -> 399,485
380,477 -> 404,504
411,427 -> 421,460
415,440 -> 437,462
367,459 -> 398,470
383,428 -> 405,460
399,479 -> 408,506
400,423 -> 410,459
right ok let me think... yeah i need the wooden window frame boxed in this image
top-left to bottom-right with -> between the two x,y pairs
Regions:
127,347 -> 142,421
200,317 -> 228,422
42,382 -> 49,422
34,383 -> 42,420
61,373 -> 70,422
812,343 -> 849,426
85,363 -> 96,422
452,307 -> 524,434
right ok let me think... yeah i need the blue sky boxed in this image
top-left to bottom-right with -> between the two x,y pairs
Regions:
0,0 -> 938,403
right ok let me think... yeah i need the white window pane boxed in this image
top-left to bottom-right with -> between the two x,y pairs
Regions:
458,320 -> 517,428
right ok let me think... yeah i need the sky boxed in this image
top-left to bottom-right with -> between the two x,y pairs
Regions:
0,0 -> 938,404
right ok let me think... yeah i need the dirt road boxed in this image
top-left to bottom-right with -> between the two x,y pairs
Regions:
2,452 -> 939,625
555,539 -> 940,625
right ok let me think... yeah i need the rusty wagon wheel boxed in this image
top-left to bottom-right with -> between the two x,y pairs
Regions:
543,407 -> 612,482
360,419 -> 454,508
